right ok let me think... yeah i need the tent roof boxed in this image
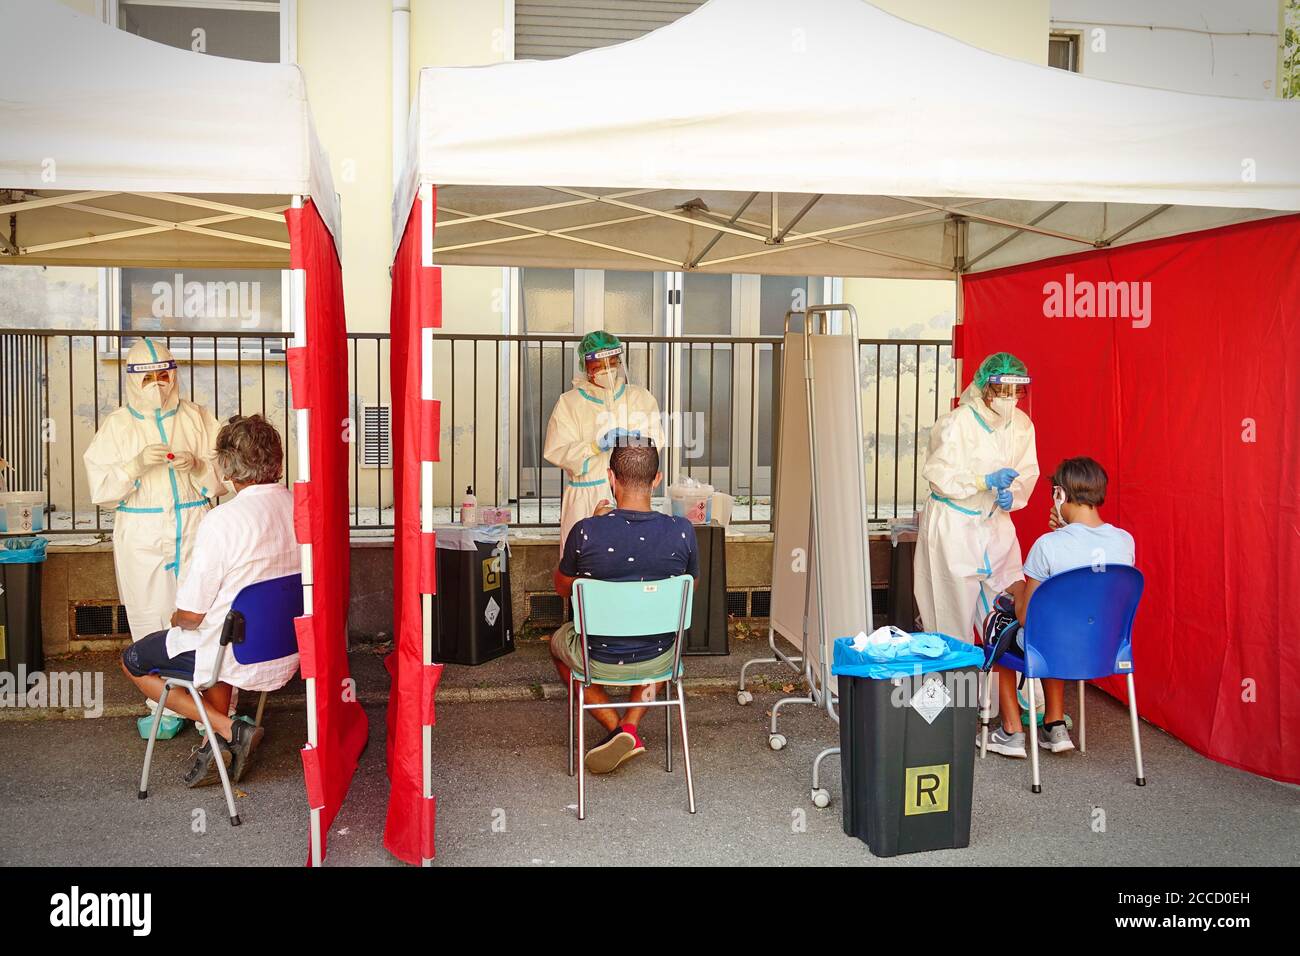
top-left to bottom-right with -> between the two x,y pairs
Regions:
0,0 -> 341,268
396,0 -> 1300,278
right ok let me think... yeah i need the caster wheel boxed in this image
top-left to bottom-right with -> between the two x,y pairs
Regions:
768,733 -> 787,751
737,690 -> 753,706
811,788 -> 831,809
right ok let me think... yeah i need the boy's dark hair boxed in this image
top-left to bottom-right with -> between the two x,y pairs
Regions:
608,438 -> 660,489
1052,456 -> 1108,508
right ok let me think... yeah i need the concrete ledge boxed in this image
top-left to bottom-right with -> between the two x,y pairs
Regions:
38,528 -> 784,654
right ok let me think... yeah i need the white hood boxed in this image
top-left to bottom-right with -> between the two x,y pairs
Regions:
125,337 -> 179,414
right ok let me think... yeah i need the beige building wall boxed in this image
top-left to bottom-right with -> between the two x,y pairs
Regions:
27,0 -> 1050,524
844,0 -> 1050,517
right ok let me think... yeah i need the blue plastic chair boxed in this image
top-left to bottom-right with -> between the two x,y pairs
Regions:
979,565 -> 1145,794
138,573 -> 303,826
570,575 -> 695,821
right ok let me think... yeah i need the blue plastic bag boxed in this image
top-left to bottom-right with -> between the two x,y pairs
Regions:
832,632 -> 982,681
0,536 -> 47,564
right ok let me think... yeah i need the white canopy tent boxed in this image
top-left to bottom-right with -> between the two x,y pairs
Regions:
0,0 -> 355,866
396,0 -> 1299,280
388,0 -> 1300,827
0,0 -> 340,268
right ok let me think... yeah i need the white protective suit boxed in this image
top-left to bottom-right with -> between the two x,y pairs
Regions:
914,382 -> 1039,643
84,339 -> 222,642
544,375 -> 664,548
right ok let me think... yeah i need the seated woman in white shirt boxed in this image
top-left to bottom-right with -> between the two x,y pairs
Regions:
120,414 -> 301,788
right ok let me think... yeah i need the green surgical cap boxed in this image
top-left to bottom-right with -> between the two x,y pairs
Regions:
974,351 -> 1028,388
579,329 -> 623,359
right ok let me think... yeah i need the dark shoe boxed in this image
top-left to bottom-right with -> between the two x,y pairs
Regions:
227,720 -> 266,783
182,740 -> 232,789
585,724 -> 645,774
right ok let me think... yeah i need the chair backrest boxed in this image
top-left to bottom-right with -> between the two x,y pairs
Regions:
572,575 -> 695,676
225,573 -> 304,666
1022,564 -> 1144,680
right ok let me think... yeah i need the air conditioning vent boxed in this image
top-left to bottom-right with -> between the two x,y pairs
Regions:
527,593 -> 565,627
725,590 -> 749,617
362,404 -> 392,468
71,601 -> 131,640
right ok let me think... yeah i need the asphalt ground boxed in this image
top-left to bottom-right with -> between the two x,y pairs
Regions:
1,637 -> 1296,866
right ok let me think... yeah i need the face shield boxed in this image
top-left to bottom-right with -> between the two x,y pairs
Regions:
582,345 -> 626,397
125,339 -> 180,412
982,373 -> 1031,421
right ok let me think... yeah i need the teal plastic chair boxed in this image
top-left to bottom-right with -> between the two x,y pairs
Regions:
570,575 -> 696,820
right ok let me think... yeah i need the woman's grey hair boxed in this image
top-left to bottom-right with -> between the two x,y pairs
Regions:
215,414 -> 283,485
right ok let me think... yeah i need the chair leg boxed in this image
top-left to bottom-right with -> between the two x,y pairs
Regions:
1127,673 -> 1146,786
1027,677 -> 1041,794
254,690 -> 268,729
576,683 -> 586,820
567,675 -> 575,777
675,680 -> 696,814
664,680 -> 673,773
191,687 -> 240,826
138,680 -> 170,799
979,671 -> 993,759
1077,680 -> 1087,754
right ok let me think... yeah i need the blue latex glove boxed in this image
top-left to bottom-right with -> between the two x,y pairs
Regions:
908,633 -> 947,658
985,467 -> 1019,490
996,488 -> 1014,511
597,428 -> 641,452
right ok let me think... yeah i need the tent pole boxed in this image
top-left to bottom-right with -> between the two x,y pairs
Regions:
290,194 -> 323,869
953,216 -> 967,395
420,184 -> 435,867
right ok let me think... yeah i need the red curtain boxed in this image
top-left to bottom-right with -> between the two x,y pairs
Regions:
284,201 -> 370,861
384,192 -> 444,864
962,214 -> 1300,785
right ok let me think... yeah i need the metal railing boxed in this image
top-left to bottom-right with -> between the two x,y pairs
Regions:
0,328 -> 954,535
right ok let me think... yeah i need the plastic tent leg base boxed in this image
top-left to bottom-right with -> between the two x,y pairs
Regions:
137,790 -> 148,800
1031,784 -> 1042,794
231,815 -> 242,827
1136,777 -> 1146,787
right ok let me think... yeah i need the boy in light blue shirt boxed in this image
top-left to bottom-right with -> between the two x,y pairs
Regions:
985,457 -> 1135,758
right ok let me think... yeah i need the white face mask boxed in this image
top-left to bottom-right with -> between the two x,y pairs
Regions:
990,396 -> 1018,418
1052,485 -> 1067,525
592,368 -> 620,392
142,381 -> 168,409
212,459 -> 237,496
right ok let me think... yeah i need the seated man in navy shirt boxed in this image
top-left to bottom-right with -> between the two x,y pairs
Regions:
551,439 -> 698,775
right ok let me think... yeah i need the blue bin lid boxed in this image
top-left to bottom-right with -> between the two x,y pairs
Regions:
0,536 -> 47,564
831,632 -> 982,680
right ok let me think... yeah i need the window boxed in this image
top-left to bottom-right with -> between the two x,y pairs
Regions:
759,275 -> 808,336
515,0 -> 705,60
118,268 -> 286,348
109,2 -> 289,350
519,268 -> 576,334
1049,32 -> 1080,73
118,0 -> 281,62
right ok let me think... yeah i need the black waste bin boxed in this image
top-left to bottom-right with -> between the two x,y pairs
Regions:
835,634 -> 982,857
429,527 -> 514,666
0,536 -> 47,677
888,531 -> 921,632
682,522 -> 728,656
